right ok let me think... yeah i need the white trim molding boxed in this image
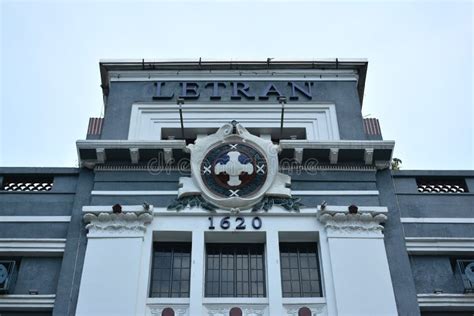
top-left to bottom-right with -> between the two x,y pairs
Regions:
90,190 -> 379,196
418,293 -> 474,311
109,69 -> 359,82
0,238 -> 66,256
0,294 -> 55,311
405,237 -> 474,255
401,218 -> 474,224
128,103 -> 340,142
0,216 -> 71,223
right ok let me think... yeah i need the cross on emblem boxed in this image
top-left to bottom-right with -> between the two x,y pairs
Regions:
214,151 -> 254,186
203,165 -> 212,174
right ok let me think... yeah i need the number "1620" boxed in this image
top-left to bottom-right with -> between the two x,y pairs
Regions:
208,216 -> 262,230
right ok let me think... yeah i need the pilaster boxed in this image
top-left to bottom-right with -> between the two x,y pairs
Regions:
76,205 -> 153,316
266,230 -> 284,315
317,206 -> 398,316
189,230 -> 205,315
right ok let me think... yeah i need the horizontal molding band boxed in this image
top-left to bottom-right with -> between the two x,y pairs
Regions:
417,294 -> 474,311
0,294 -> 55,311
152,205 -> 387,216
401,218 -> 474,224
111,75 -> 358,82
406,237 -> 474,254
0,238 -> 66,254
293,190 -> 378,195
0,216 -> 71,223
203,297 -> 269,305
91,190 -> 379,196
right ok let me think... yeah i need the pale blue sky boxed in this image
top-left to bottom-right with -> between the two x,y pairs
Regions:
1,0 -> 473,169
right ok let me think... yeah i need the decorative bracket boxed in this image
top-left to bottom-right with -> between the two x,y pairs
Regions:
83,205 -> 154,238
317,206 -> 388,237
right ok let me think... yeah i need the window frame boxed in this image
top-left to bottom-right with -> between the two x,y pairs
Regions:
279,242 -> 323,298
204,243 -> 266,298
149,242 -> 192,298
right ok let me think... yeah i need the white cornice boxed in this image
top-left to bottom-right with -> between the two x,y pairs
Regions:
94,164 -> 377,172
405,237 -> 474,254
0,294 -> 55,311
401,218 -> 474,224
76,139 -> 187,149
77,139 -> 393,169
153,205 -> 386,217
90,190 -> 379,196
0,238 -> 66,256
0,216 -> 70,223
418,293 -> 474,311
108,70 -> 359,82
280,139 -> 395,150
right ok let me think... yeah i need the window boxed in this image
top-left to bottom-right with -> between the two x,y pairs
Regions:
149,243 -> 191,298
280,243 -> 322,297
205,243 -> 265,297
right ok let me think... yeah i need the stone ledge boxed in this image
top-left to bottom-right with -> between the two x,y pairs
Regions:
0,294 -> 55,311
418,293 -> 474,311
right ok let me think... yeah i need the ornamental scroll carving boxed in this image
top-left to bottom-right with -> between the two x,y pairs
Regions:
83,206 -> 153,238
205,304 -> 267,316
284,304 -> 327,316
317,208 -> 388,237
148,305 -> 188,316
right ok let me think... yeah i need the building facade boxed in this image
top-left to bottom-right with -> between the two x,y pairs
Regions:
0,59 -> 473,316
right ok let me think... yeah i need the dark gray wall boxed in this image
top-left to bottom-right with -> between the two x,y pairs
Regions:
12,257 -> 62,295
404,223 -> 474,238
0,223 -> 69,239
410,256 -> 465,294
0,168 -> 81,315
53,169 -> 93,316
393,170 -> 474,314
377,170 -> 421,316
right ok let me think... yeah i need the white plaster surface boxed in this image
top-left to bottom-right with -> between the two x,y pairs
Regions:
76,238 -> 145,316
327,237 -> 397,316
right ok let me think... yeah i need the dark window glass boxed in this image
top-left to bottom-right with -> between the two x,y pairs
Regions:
150,243 -> 191,298
205,243 -> 266,297
280,243 -> 322,297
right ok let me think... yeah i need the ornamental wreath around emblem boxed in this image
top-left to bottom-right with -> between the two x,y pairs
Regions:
173,121 -> 292,211
201,142 -> 267,198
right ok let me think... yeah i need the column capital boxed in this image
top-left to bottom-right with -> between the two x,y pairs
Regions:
83,204 -> 153,238
317,206 -> 388,237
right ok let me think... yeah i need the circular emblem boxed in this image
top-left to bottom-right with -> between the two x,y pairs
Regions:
201,143 -> 267,198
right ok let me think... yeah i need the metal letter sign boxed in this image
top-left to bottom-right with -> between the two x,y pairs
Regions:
152,81 -> 314,101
